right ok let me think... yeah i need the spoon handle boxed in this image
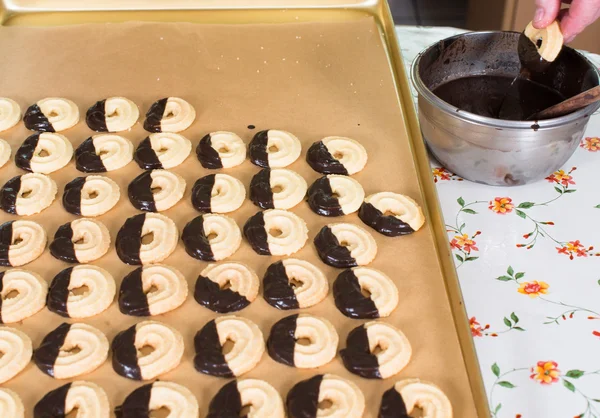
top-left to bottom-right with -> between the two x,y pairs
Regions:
528,85 -> 600,120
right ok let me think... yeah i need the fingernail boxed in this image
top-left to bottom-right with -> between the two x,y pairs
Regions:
533,8 -> 545,24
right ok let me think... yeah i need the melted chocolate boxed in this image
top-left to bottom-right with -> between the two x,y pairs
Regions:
49,222 -> 78,263
86,99 -> 108,132
378,387 -> 410,418
47,267 -> 74,318
249,168 -> 275,209
194,274 -> 250,313
191,174 -> 216,213
266,314 -> 298,367
15,133 -> 40,172
112,323 -> 142,380
76,137 -> 106,173
333,269 -> 379,319
194,319 -> 234,377
116,213 -> 146,265
243,211 -> 270,255
62,177 -> 86,215
118,267 -> 151,317
128,171 -> 157,212
286,374 -> 323,418
182,215 -> 215,261
134,136 -> 163,169
0,271 -> 5,323
33,322 -> 71,377
248,130 -> 269,168
0,175 -> 20,215
306,141 -> 348,175
340,324 -> 382,379
313,226 -> 356,268
143,97 -> 168,133
33,382 -> 72,418
206,380 -> 244,418
196,134 -> 223,169
0,221 -> 14,267
518,32 -> 553,74
114,383 -> 153,418
23,104 -> 54,132
263,260 -> 299,310
307,176 -> 344,217
359,202 -> 414,237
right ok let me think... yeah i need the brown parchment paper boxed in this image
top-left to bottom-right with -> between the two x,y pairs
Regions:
0,18 -> 478,417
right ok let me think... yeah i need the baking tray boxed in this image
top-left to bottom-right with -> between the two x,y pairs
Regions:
0,1 -> 489,417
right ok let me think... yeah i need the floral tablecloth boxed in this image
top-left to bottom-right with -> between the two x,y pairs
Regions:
397,26 -> 600,418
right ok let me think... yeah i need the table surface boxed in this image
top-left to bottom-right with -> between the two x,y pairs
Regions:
397,25 -> 600,418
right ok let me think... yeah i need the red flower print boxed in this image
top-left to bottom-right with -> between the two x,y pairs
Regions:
545,168 -> 576,187
469,317 -> 482,337
555,241 -> 599,259
517,280 -> 549,298
580,137 -> 600,152
489,197 -> 514,214
432,167 -> 451,182
450,234 -> 479,253
530,361 -> 560,385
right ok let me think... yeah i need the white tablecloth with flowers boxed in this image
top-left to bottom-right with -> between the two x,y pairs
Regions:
397,25 -> 600,418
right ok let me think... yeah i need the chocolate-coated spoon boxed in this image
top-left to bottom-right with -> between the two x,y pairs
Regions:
527,85 -> 600,120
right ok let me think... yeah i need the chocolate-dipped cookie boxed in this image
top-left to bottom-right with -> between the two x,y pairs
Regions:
15,132 -> 73,174
194,262 -> 259,313
34,381 -> 110,418
86,97 -> 139,132
207,379 -> 285,418
62,175 -> 120,217
23,98 -> 79,133
134,132 -> 191,169
0,269 -> 47,323
196,131 -> 246,169
0,173 -> 57,216
263,259 -> 328,310
75,134 -> 133,172
115,213 -> 178,265
190,173 -> 245,214
313,223 -> 377,268
307,175 -> 364,216
143,97 -> 195,133
127,169 -> 185,212
378,379 -> 453,418
182,214 -> 241,262
115,381 -> 199,418
359,192 -> 425,236
306,136 -> 367,175
248,129 -> 301,168
249,168 -> 307,210
0,220 -> 46,267
243,209 -> 308,256
49,219 -> 110,264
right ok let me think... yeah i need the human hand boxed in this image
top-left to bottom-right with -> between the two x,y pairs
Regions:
533,0 -> 600,42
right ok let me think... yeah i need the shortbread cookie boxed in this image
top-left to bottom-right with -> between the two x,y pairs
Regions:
0,388 -> 24,418
0,98 -> 21,132
33,323 -> 109,379
0,138 -> 11,168
75,134 -> 134,172
267,314 -> 338,369
286,374 -> 365,418
134,132 -> 192,169
379,379 -> 453,418
340,321 -> 412,379
314,223 -> 377,268
50,218 -> 111,264
182,214 -> 241,261
112,320 -> 184,380
334,267 -> 399,319
119,264 -> 188,316
194,315 -> 265,378
47,265 -> 116,318
306,136 -> 367,175
0,173 -> 57,215
263,259 -> 328,310
0,269 -> 47,323
359,192 -> 425,236
23,98 -> 79,132
207,379 -> 285,418
115,381 -> 198,418
128,169 -> 185,212
0,327 -> 32,384
144,97 -> 196,133
196,131 -> 246,169
33,381 -> 110,418
63,175 -> 120,217
116,213 -> 178,265
191,173 -> 245,213
86,97 -> 139,132
249,129 -> 301,168
243,209 -> 308,256
15,132 -> 73,174
307,175 -> 365,216
250,168 -> 307,210
194,262 -> 259,313
0,221 -> 47,266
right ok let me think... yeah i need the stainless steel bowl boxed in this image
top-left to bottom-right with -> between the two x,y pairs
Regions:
412,31 -> 600,186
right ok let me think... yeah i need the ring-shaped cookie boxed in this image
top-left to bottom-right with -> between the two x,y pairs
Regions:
0,138 -> 11,168
243,209 -> 308,256
15,132 -> 73,174
182,214 -> 241,262
379,378 -> 453,418
50,218 -> 111,264
47,265 -> 116,319
359,192 -> 425,236
0,269 -> 47,323
249,129 -> 301,168
306,136 -> 367,175
194,262 -> 259,313
116,213 -> 179,265
207,379 -> 285,418
0,388 -> 24,418
116,381 -> 199,418
0,173 -> 57,216
34,381 -> 110,418
63,175 -> 120,217
144,97 -> 196,133
0,98 -> 21,132
23,97 -> 79,132
128,169 -> 185,212
196,131 -> 246,169
191,173 -> 246,214
250,168 -> 307,210
307,175 -> 365,216
523,20 -> 563,63
314,223 -> 377,268
75,134 -> 134,173
111,320 -> 184,380
0,220 -> 47,266
134,132 -> 192,169
263,259 -> 328,310
0,327 -> 32,384
194,315 -> 265,378
86,97 -> 139,132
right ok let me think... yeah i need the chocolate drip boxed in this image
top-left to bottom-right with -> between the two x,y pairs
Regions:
0,271 -> 5,323
306,141 -> 348,175
0,175 -> 21,214
193,319 -> 234,378
248,130 -> 269,168
33,322 -> 72,377
267,314 -> 298,367
263,261 -> 299,310
33,382 -> 72,418
86,99 -> 108,132
333,269 -> 379,319
307,176 -> 344,217
206,380 -> 243,418
378,387 -> 410,418
194,274 -> 250,313
49,222 -> 78,263
47,267 -> 74,318
0,221 -> 14,267
128,170 -> 158,212
134,136 -> 163,169
196,134 -> 223,169
112,324 -> 142,380
116,213 -> 146,265
114,382 -> 153,418
118,267 -> 151,317
314,226 -> 356,268
191,174 -> 216,213
249,168 -> 275,209
182,215 -> 215,261
359,202 -> 414,237
76,137 -> 106,173
143,97 -> 168,133
15,133 -> 40,172
286,374 -> 323,418
243,211 -> 270,255
23,104 -> 54,132
62,177 -> 86,215
340,324 -> 382,379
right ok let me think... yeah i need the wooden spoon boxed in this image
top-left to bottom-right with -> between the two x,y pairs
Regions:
527,85 -> 600,120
